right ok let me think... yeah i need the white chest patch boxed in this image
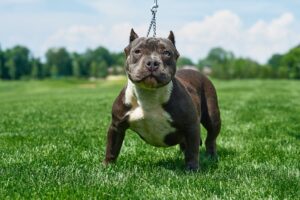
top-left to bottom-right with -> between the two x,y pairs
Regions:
125,80 -> 176,147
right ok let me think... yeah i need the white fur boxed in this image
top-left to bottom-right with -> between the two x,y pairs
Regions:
125,80 -> 175,147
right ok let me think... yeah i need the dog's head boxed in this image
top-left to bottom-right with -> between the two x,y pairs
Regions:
124,29 -> 179,89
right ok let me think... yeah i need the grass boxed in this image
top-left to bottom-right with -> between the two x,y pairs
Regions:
0,78 -> 299,199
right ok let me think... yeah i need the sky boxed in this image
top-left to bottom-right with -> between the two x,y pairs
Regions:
1,0 -> 300,63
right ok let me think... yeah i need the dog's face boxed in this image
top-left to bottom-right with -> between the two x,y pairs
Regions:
124,29 -> 179,88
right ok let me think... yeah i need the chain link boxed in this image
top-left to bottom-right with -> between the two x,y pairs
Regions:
146,0 -> 158,37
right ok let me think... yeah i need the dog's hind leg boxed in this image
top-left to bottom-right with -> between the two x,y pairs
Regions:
201,84 -> 221,157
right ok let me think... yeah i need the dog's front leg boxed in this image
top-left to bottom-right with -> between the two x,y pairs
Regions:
103,122 -> 126,165
184,126 -> 200,171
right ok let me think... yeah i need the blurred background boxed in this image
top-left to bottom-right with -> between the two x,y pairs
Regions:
1,2 -> 300,198
0,0 -> 300,80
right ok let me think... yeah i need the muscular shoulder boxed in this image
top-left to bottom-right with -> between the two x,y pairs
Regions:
163,79 -> 199,128
111,87 -> 131,123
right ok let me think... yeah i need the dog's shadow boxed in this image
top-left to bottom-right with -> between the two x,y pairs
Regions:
154,146 -> 236,173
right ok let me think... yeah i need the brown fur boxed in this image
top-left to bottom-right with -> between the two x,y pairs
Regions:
103,30 -> 221,171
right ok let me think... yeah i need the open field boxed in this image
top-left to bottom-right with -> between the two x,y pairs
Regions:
0,78 -> 299,199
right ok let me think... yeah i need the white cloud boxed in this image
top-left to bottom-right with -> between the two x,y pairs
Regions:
41,10 -> 300,63
41,23 -> 147,54
42,25 -> 106,53
176,10 -> 243,60
176,11 -> 300,63
245,13 -> 298,62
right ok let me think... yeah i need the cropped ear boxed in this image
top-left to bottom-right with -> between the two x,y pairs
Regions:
175,50 -> 180,60
168,31 -> 175,46
129,28 -> 139,43
124,29 -> 138,57
124,46 -> 130,57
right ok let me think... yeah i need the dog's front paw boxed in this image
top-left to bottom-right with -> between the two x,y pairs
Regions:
205,148 -> 218,159
185,162 -> 199,172
102,159 -> 115,166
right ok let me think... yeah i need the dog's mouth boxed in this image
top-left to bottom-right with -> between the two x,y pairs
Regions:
139,74 -> 157,81
128,73 -> 169,88
140,75 -> 159,87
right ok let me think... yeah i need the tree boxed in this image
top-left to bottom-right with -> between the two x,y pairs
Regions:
206,47 -> 235,64
98,61 -> 108,78
280,46 -> 300,79
50,65 -> 58,78
90,61 -> 98,78
72,60 -> 81,78
4,45 -> 31,79
205,48 -> 235,79
46,48 -> 72,77
89,61 -> 108,78
93,47 -> 113,66
111,52 -> 125,66
177,57 -> 194,68
277,66 -> 289,79
31,61 -> 38,79
6,59 -> 16,80
197,47 -> 236,79
230,58 -> 261,79
31,58 -> 43,79
268,54 -> 282,68
0,46 -> 3,79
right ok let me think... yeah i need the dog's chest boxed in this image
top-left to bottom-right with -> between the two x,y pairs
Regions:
128,104 -> 175,147
125,81 -> 175,147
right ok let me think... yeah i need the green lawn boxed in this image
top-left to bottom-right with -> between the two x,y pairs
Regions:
0,78 -> 299,199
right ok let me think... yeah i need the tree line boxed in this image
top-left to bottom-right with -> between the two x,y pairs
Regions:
0,46 -> 125,80
178,45 -> 300,79
0,44 -> 299,80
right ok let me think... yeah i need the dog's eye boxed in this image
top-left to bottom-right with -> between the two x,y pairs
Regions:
134,49 -> 141,55
163,50 -> 171,57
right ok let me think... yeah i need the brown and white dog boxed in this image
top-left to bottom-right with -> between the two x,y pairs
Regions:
103,29 -> 221,170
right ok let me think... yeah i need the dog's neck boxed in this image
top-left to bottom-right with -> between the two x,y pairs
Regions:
125,79 -> 173,108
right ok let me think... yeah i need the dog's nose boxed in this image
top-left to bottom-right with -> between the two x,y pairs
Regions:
145,60 -> 160,72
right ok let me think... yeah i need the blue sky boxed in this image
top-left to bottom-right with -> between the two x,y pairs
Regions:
1,0 -> 300,63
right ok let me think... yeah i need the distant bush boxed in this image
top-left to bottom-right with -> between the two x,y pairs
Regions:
197,46 -> 300,79
0,44 -> 299,80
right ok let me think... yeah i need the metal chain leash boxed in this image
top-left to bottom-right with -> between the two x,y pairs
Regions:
146,0 -> 159,37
